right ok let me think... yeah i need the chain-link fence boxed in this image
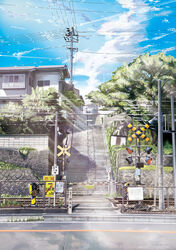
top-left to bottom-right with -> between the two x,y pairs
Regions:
113,183 -> 176,213
0,180 -> 67,208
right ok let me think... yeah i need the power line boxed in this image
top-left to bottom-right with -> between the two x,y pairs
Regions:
1,2 -> 175,14
0,54 -> 63,60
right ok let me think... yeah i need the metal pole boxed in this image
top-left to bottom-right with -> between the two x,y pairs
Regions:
158,80 -> 164,210
68,187 -> 72,214
70,29 -> 73,85
171,95 -> 176,209
54,112 -> 58,166
54,111 -> 58,207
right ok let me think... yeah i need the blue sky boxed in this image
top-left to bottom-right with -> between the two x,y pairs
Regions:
0,0 -> 176,97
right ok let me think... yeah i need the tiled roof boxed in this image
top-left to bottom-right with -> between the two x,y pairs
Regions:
0,65 -> 70,77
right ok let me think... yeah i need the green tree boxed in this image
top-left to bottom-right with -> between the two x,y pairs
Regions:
0,87 -> 63,134
87,52 -> 176,122
62,91 -> 84,108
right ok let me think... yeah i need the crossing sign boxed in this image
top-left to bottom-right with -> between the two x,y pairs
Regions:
52,165 -> 59,175
57,145 -> 71,157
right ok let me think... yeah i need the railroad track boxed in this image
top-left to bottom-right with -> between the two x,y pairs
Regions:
0,197 -> 65,208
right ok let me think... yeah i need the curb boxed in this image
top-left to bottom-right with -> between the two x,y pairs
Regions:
43,213 -> 176,223
0,208 -> 67,215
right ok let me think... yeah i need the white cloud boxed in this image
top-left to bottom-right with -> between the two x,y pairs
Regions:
152,33 -> 168,40
10,25 -> 26,30
79,14 -> 119,27
34,18 -> 43,24
162,47 -> 175,53
155,11 -> 171,16
162,18 -> 169,23
13,48 -> 40,60
74,0 -> 150,97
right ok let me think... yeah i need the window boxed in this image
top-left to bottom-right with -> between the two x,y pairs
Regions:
2,74 -> 25,89
37,80 -> 50,87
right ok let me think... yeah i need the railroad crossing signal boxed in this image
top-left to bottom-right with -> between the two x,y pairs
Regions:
128,123 -> 150,142
57,145 -> 71,157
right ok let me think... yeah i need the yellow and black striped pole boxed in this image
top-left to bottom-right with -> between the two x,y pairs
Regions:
29,183 -> 39,207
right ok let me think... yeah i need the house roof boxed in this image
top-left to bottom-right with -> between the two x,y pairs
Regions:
0,65 -> 70,78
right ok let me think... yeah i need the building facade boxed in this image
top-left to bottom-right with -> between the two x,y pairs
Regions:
0,65 -> 79,107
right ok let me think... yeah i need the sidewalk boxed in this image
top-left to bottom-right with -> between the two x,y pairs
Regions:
1,207 -> 176,223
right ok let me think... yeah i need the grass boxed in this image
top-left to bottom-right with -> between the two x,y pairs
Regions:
119,165 -> 173,172
1,194 -> 30,198
0,161 -> 24,170
0,199 -> 21,207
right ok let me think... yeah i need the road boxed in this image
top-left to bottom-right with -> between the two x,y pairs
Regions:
0,222 -> 176,250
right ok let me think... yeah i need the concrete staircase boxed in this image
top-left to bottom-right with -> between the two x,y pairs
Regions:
65,110 -> 116,216
72,195 -> 116,215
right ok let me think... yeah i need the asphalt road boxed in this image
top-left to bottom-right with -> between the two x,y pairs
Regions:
0,222 -> 176,250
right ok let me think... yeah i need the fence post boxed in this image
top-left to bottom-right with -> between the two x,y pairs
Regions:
0,182 -> 1,205
121,185 -> 124,213
64,181 -> 67,208
68,187 -> 72,214
166,187 -> 169,211
43,181 -> 46,208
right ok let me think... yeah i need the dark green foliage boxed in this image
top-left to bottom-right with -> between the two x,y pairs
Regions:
0,161 -> 24,170
0,87 -> 63,134
62,91 -> 84,108
87,53 -> 176,122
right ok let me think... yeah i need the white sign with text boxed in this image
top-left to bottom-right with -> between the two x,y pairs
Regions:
128,187 -> 144,201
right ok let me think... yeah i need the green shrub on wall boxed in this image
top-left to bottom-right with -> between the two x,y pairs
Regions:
119,165 -> 173,172
0,161 -> 23,170
18,147 -> 36,159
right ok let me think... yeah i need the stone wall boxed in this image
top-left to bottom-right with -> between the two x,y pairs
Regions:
0,149 -> 48,178
0,169 -> 39,195
118,168 -> 174,197
0,135 -> 49,178
118,169 -> 174,187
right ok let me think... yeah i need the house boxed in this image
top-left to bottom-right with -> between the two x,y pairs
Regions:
0,65 -> 79,107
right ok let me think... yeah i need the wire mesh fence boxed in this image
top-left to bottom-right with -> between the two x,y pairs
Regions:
113,183 -> 176,213
0,180 -> 67,208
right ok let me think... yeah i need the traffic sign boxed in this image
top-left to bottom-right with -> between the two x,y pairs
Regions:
57,145 -> 71,157
52,165 -> 59,175
55,182 -> 64,193
43,176 -> 55,197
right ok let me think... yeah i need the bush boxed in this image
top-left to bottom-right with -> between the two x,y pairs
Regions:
163,140 -> 172,155
119,165 -> 173,172
0,161 -> 23,170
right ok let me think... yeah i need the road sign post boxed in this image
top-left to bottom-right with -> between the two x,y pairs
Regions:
127,123 -> 150,185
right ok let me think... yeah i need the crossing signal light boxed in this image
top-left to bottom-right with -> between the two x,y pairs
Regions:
145,124 -> 150,129
128,123 -> 133,129
128,137 -> 132,142
126,147 -> 133,154
126,156 -> 133,165
145,156 -> 152,165
145,147 -> 152,154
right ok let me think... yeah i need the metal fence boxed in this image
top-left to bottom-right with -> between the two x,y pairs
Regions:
114,184 -> 176,213
0,180 -> 67,208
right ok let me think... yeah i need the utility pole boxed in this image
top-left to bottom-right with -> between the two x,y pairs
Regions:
171,95 -> 176,209
53,111 -> 58,207
158,80 -> 164,210
64,27 -> 79,85
54,111 -> 58,166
